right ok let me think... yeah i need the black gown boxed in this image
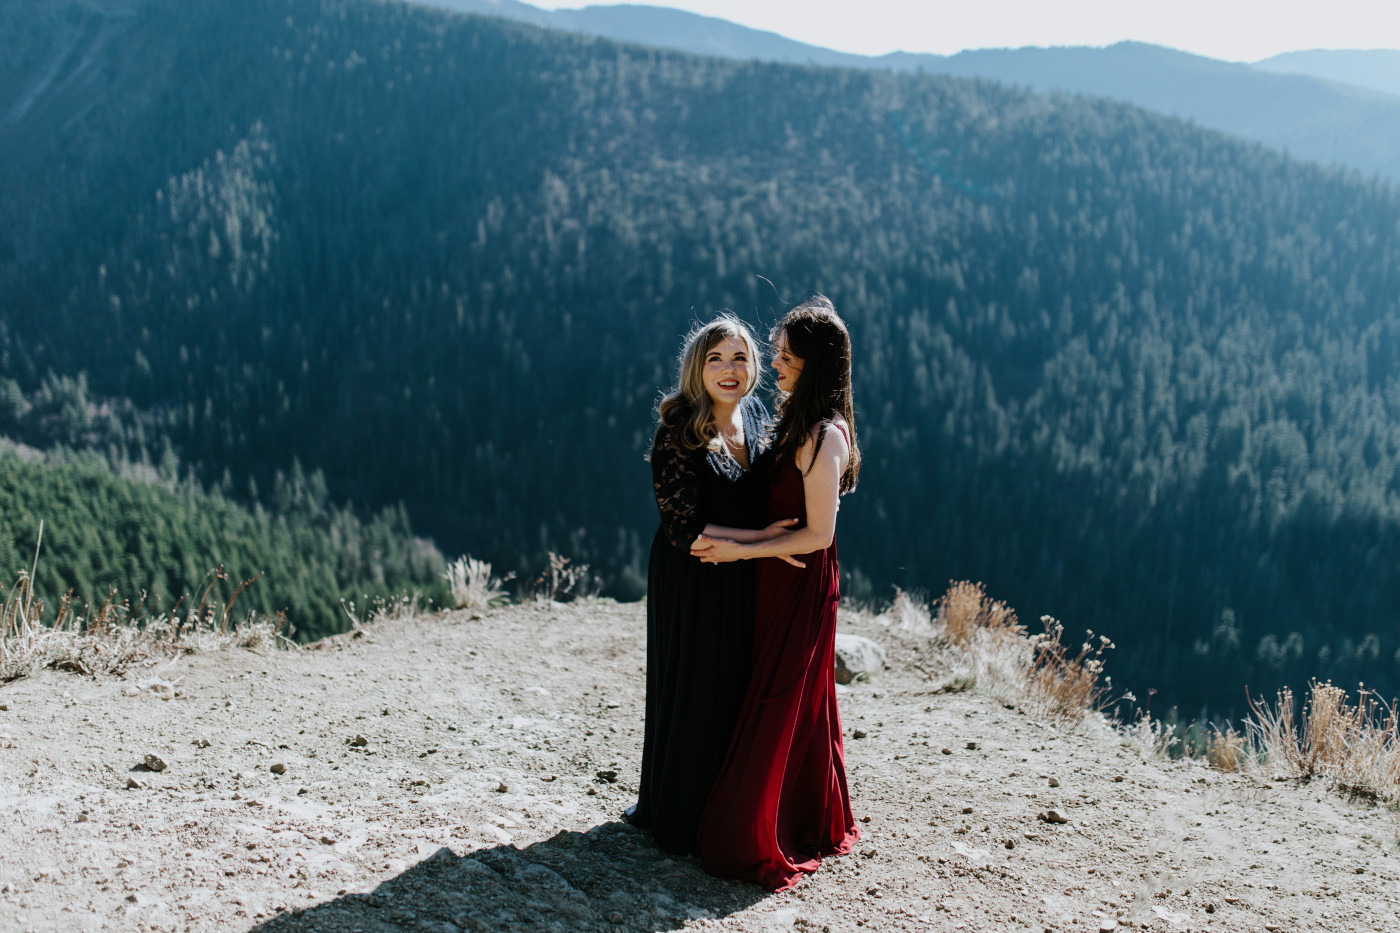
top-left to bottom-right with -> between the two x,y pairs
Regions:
630,394 -> 771,854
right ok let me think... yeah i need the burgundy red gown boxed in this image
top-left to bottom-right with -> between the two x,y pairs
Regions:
697,423 -> 859,891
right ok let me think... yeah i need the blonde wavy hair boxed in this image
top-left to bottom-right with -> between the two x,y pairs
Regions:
657,314 -> 763,453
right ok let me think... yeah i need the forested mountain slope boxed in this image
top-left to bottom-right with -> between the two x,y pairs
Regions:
5,0 -> 1400,715
419,1 -> 1400,183
0,442 -> 446,638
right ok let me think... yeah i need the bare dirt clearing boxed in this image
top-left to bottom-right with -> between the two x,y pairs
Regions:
2,600 -> 1398,932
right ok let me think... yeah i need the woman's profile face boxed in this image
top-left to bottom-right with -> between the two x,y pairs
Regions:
771,329 -> 804,392
702,335 -> 752,406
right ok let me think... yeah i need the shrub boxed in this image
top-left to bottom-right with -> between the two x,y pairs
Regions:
1024,616 -> 1116,723
1248,680 -> 1400,802
935,580 -> 1020,647
442,555 -> 512,610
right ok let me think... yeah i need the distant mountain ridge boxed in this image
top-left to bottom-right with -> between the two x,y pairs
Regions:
1256,49 -> 1400,98
419,1 -> 1400,182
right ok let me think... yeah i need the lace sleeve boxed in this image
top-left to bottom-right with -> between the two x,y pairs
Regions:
650,426 -> 706,551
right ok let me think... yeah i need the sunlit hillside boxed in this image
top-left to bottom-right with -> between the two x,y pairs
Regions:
4,0 -> 1400,713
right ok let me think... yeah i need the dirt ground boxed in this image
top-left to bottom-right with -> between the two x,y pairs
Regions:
1,599 -> 1398,933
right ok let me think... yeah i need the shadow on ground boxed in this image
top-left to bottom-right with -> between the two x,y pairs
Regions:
248,821 -> 766,933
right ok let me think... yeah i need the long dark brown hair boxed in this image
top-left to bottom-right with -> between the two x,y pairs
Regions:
769,295 -> 861,494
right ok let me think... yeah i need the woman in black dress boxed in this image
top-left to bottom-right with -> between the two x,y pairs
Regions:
628,314 -> 796,854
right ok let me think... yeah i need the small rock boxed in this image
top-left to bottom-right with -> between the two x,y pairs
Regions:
270,763 -> 286,775
76,812 -> 89,822
596,770 -> 618,784
961,806 -> 973,813
1048,777 -> 1060,788
1038,810 -> 1069,824
495,782 -> 509,793
1022,832 -> 1039,840
298,787 -> 309,795
1099,920 -> 1117,932
1113,775 -> 1125,782
126,777 -> 145,789
1004,839 -> 1015,849
193,737 -> 212,748
320,836 -> 336,845
861,848 -> 877,858
0,703 -> 9,711
126,892 -> 148,906
852,729 -> 868,739
965,741 -> 978,750
941,748 -> 953,755
143,755 -> 167,773
865,884 -> 882,897
1205,904 -> 1216,914
833,633 -> 887,684
586,787 -> 597,796
349,735 -> 368,747
609,911 -> 623,923
1355,867 -> 1366,874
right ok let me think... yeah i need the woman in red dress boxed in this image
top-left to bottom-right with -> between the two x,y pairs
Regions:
691,295 -> 862,891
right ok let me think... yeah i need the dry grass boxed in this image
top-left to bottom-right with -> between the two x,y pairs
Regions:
899,581 -> 1113,724
936,580 -> 1020,647
1204,726 -> 1250,772
884,586 -> 932,631
1124,679 -> 1400,806
1,535 -> 292,681
443,555 -> 512,610
1023,616 -> 1116,724
340,592 -> 426,628
1248,681 -> 1400,803
1121,712 -> 1181,760
527,552 -> 596,603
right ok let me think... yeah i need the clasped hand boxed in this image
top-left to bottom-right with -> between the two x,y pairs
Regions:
690,518 -> 806,568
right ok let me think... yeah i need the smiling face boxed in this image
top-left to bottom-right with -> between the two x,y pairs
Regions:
702,335 -> 752,407
771,329 -> 804,393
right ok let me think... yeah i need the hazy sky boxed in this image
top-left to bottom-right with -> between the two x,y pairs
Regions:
531,1 -> 1400,62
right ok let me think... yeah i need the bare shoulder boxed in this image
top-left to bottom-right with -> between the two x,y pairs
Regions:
811,417 -> 850,452
796,418 -> 850,471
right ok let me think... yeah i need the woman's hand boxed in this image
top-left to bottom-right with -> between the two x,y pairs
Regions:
692,534 -> 744,563
761,517 -> 801,540
692,534 -> 805,568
